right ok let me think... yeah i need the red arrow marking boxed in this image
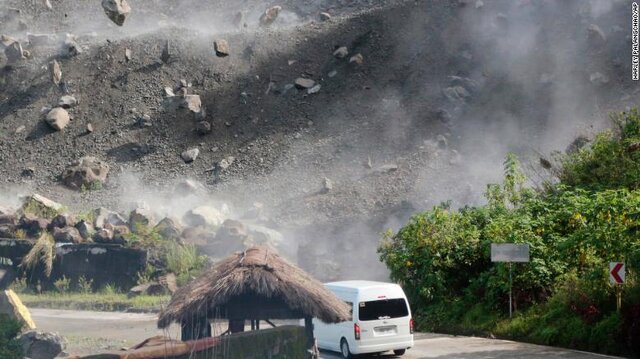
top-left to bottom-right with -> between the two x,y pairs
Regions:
611,263 -> 624,284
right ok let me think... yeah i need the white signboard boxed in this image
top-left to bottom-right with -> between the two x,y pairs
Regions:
491,244 -> 530,263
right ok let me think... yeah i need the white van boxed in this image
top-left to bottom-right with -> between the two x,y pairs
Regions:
314,280 -> 414,358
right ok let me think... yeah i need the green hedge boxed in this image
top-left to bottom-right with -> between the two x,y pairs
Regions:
379,110 -> 640,356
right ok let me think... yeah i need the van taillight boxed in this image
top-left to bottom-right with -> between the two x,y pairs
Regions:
354,323 -> 361,340
410,319 -> 414,334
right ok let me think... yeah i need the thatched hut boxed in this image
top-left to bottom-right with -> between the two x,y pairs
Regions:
157,246 -> 350,356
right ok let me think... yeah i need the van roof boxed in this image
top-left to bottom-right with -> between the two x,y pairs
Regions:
325,280 -> 401,290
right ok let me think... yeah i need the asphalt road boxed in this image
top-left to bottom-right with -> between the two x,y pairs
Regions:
31,309 -> 622,358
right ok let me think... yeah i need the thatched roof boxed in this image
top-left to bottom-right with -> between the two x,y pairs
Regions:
157,246 -> 351,328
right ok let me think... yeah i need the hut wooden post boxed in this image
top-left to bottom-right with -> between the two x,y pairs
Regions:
304,316 -> 315,358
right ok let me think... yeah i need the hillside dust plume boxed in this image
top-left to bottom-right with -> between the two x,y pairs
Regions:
0,0 -> 637,281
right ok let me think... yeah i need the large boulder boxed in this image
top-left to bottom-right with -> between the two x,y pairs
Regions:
259,5 -> 281,26
183,206 -> 225,227
154,217 -> 182,240
127,282 -> 168,298
48,213 -> 75,230
19,330 -> 66,359
246,224 -> 284,250
129,208 -> 156,232
180,226 -> 216,247
74,219 -> 94,240
101,0 -> 131,26
93,207 -> 127,229
62,156 -> 110,190
45,107 -> 70,131
21,194 -> 63,219
52,226 -> 83,244
0,289 -> 36,330
92,228 -> 113,243
18,215 -> 50,237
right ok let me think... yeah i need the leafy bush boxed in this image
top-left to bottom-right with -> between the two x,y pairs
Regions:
379,110 -> 640,356
560,109 -> 640,190
0,314 -> 23,359
163,242 -> 208,286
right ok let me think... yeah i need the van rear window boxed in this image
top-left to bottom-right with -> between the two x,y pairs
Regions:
358,298 -> 409,321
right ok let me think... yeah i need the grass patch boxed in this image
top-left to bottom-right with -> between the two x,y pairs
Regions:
20,292 -> 170,312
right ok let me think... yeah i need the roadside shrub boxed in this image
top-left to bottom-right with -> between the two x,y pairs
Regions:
0,314 -> 23,359
379,112 -> 640,356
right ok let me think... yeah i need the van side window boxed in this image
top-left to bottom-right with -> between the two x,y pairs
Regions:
345,301 -> 353,321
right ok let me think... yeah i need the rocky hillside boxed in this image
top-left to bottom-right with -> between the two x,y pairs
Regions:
0,0 -> 637,279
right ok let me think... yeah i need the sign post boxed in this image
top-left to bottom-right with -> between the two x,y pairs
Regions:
609,262 -> 625,312
491,244 -> 530,318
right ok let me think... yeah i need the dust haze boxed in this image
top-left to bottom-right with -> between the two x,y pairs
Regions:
0,0 -> 637,281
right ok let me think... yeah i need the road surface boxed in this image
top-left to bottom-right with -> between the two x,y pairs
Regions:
31,309 -> 621,358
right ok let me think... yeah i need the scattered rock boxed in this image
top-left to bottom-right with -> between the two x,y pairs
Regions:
349,53 -> 364,65
44,107 -> 70,131
377,164 -> 399,173
21,167 -> 35,178
129,208 -> 156,232
109,224 -> 130,245
217,156 -> 235,171
587,24 -> 606,44
173,179 -> 205,195
183,206 -> 225,227
86,123 -> 94,133
246,224 -> 284,250
0,289 -> 36,330
215,219 -> 251,250
196,121 -> 211,135
49,213 -> 75,229
49,60 -> 62,85
62,156 -> 110,190
5,41 -> 25,63
0,35 -> 16,49
101,0 -> 131,26
589,72 -> 609,85
20,331 -> 67,359
321,177 -> 332,193
154,217 -> 182,240
443,86 -> 470,102
319,12 -> 331,21
124,48 -> 131,61
75,220 -> 94,240
0,225 -> 15,238
64,34 -> 81,56
52,226 -> 83,243
92,228 -> 113,243
93,208 -> 127,229
308,84 -> 321,94
58,95 -> 77,109
136,113 -> 152,127
0,214 -> 17,226
294,78 -> 315,89
259,5 -> 282,26
180,95 -> 202,113
214,39 -> 229,57
20,194 -> 63,219
18,214 -> 50,237
437,134 -> 448,149
181,148 -> 199,163
128,282 -> 168,298
333,46 -> 348,59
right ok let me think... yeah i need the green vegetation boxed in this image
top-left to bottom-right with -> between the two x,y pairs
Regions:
379,110 -> 640,356
0,314 -> 24,359
21,233 -> 55,277
19,292 -> 170,312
